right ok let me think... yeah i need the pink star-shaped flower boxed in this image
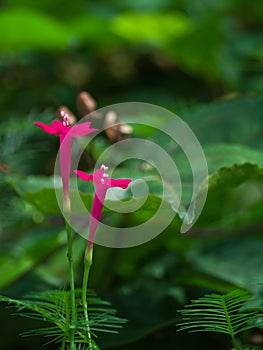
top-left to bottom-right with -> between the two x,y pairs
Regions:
74,165 -> 131,247
35,112 -> 97,198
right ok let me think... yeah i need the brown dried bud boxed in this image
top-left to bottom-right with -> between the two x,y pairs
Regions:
56,106 -> 77,125
77,91 -> 97,117
104,111 -> 133,143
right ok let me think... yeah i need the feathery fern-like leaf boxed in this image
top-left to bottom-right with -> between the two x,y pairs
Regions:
177,289 -> 263,349
0,289 -> 126,347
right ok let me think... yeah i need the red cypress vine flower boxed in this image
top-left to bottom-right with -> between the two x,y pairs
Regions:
75,165 -> 131,248
35,112 -> 97,199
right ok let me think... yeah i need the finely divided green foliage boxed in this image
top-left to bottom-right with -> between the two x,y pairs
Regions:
178,289 -> 263,349
0,289 -> 126,347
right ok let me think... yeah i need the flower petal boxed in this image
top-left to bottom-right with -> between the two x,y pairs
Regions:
34,120 -> 65,136
69,122 -> 98,137
34,121 -> 58,135
74,170 -> 93,181
110,178 -> 132,189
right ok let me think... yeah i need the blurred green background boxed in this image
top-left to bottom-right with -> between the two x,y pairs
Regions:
0,0 -> 263,349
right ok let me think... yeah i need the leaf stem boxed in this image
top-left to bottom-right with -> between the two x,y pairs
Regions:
61,336 -> 66,350
231,336 -> 243,350
82,241 -> 94,348
221,295 -> 242,350
64,196 -> 77,350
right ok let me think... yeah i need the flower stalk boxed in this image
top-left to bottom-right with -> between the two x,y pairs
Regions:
82,242 -> 94,348
75,165 -> 131,349
62,194 -> 76,349
35,114 -> 97,348
65,219 -> 77,350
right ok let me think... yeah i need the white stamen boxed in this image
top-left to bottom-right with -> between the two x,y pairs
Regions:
61,111 -> 70,126
101,164 -> 109,171
100,164 -> 109,184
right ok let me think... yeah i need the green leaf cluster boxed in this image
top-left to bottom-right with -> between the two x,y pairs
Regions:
0,289 -> 126,347
178,289 -> 263,350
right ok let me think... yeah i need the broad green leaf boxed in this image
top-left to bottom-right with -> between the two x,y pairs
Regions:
204,143 -> 263,173
166,18 -> 225,81
3,0 -> 90,19
0,8 -> 73,52
189,236 -> 263,293
5,175 -> 61,214
164,233 -> 245,294
70,16 -> 119,48
6,175 -> 174,223
111,12 -> 192,45
196,163 -> 263,228
0,227 -> 66,289
6,161 -> 263,232
174,273 -> 237,294
182,97 -> 263,149
114,0 -> 172,12
6,174 -> 92,215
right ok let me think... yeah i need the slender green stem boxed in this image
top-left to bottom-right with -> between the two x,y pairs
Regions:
61,335 -> 66,350
231,335 -> 243,350
221,296 -> 242,350
64,196 -> 76,350
82,242 -> 94,348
